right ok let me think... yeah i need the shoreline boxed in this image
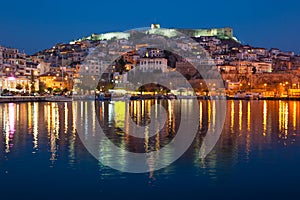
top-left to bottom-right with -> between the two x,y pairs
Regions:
0,96 -> 46,103
1,95 -> 300,103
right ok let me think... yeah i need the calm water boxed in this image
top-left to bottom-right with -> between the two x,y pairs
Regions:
0,100 -> 300,199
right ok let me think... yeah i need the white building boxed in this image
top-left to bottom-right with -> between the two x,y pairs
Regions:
138,58 -> 168,73
252,62 -> 272,73
0,46 -> 27,76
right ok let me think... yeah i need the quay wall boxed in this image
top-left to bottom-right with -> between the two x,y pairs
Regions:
0,96 -> 46,103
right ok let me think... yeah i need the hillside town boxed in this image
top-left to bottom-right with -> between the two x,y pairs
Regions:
1,24 -> 300,99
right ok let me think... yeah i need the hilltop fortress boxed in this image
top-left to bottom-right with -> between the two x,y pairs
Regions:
71,24 -> 237,43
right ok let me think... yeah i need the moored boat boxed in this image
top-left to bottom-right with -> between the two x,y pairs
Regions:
45,95 -> 73,102
95,92 -> 111,101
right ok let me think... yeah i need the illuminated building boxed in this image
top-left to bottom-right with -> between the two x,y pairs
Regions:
0,46 -> 26,76
39,70 -> 74,91
70,24 -> 237,44
0,46 -> 41,93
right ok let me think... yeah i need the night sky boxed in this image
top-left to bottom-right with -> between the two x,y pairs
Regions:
0,0 -> 299,54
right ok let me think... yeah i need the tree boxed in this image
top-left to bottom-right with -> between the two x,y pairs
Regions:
1,89 -> 9,95
252,67 -> 257,74
163,88 -> 171,95
39,82 -> 46,94
16,84 -> 23,90
185,74 -> 192,80
47,87 -> 53,94
178,88 -> 185,96
138,85 -> 146,95
25,84 -> 29,91
53,88 -> 62,94
30,81 -> 36,93
62,88 -> 69,94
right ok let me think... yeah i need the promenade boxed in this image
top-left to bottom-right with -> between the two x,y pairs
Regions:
0,96 -> 46,103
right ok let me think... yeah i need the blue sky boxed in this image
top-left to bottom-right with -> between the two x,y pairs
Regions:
0,0 -> 299,54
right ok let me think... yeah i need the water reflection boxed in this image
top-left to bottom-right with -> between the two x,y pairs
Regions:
91,99 -> 195,157
0,100 -> 300,181
33,102 -> 38,151
0,102 -> 76,166
196,100 -> 300,181
5,103 -> 16,153
263,100 -> 267,136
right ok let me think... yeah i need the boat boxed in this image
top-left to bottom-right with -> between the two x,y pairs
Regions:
95,92 -> 111,101
129,95 -> 140,100
245,93 -> 254,100
234,91 -> 247,99
45,95 -> 73,102
234,91 -> 263,100
110,94 -> 130,101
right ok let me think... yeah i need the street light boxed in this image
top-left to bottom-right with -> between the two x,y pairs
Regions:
264,83 -> 267,90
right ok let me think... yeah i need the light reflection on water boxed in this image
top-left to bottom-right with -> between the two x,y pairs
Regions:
0,100 -> 300,196
0,101 -> 299,165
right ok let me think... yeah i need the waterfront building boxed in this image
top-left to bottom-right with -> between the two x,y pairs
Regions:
0,76 -> 39,93
38,70 -> 74,91
0,46 -> 40,94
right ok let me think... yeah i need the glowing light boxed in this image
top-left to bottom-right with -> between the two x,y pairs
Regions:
230,101 -> 235,133
239,100 -> 242,131
293,102 -> 297,131
279,101 -> 289,140
247,101 -> 251,131
64,103 -> 68,134
33,103 -> 39,150
199,101 -> 203,131
212,100 -> 216,133
207,100 -> 211,127
7,77 -> 16,81
263,100 -> 267,136
114,101 -> 126,128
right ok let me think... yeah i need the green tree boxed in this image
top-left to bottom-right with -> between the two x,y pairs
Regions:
53,88 -> 62,94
